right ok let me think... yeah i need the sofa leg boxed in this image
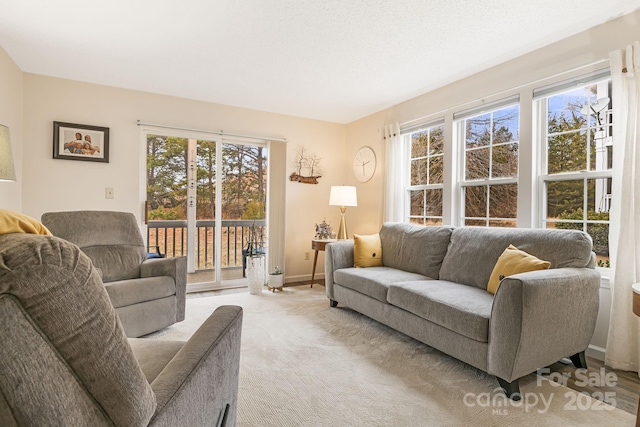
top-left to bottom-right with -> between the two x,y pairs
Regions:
497,378 -> 521,401
570,351 -> 587,369
330,299 -> 338,308
219,403 -> 230,427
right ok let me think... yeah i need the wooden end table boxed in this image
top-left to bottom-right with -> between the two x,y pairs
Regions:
311,239 -> 336,288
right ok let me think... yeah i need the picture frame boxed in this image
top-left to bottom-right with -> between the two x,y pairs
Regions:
53,121 -> 109,163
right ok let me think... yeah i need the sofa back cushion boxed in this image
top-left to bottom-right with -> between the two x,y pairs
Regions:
379,222 -> 453,279
439,226 -> 594,289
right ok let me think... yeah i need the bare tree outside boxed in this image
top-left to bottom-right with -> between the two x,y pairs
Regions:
463,105 -> 519,226
409,125 -> 444,225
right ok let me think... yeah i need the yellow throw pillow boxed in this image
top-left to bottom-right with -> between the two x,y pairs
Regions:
487,244 -> 550,294
353,233 -> 383,268
0,209 -> 52,236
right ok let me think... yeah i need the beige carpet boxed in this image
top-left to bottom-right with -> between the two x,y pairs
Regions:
146,286 -> 634,426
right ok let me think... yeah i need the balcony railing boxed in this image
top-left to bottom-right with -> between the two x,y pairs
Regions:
147,219 -> 266,271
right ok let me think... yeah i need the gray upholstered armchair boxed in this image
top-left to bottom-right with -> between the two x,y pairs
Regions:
42,210 -> 187,337
0,232 -> 242,427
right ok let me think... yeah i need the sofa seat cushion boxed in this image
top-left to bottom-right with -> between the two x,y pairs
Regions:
105,276 -> 176,308
387,280 -> 494,342
334,267 -> 430,303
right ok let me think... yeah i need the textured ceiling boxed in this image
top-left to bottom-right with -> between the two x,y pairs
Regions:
0,1 -> 638,123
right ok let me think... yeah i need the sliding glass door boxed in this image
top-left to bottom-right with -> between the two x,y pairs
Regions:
146,132 -> 267,290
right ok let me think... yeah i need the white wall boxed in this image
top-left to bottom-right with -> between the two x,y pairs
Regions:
0,46 -> 23,210
21,74 -> 346,280
345,11 -> 640,360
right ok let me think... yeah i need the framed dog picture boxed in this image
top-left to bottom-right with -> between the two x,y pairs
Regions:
53,121 -> 109,163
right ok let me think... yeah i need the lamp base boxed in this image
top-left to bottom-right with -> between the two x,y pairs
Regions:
337,207 -> 348,240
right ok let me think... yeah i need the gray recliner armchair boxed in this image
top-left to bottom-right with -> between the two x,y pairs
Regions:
42,210 -> 187,337
0,232 -> 242,427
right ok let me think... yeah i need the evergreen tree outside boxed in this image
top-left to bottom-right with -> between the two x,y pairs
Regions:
146,134 -> 268,272
146,135 -> 267,222
544,84 -> 612,262
146,135 -> 188,220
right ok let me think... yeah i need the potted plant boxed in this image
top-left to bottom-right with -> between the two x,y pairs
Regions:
268,265 -> 284,292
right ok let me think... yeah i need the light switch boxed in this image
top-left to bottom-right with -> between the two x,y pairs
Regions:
105,187 -> 114,199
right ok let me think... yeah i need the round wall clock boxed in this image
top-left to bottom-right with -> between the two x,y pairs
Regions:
353,146 -> 376,182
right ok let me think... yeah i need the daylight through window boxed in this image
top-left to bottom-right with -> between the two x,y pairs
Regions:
395,70 -> 613,269
407,124 -> 444,225
459,102 -> 520,227
537,78 -> 612,267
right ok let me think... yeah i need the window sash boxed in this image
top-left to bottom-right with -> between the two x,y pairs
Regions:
401,118 -> 445,135
398,69 -> 612,234
453,95 -> 520,121
533,69 -> 611,100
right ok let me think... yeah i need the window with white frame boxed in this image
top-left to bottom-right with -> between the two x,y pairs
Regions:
456,101 -> 520,227
407,123 -> 444,225
393,70 -> 613,275
535,72 -> 612,268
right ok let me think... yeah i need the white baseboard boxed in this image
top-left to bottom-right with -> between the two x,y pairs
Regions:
586,344 -> 606,361
285,273 -> 324,283
186,279 -> 248,293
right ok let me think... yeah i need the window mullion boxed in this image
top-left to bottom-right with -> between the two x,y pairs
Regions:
541,170 -> 612,182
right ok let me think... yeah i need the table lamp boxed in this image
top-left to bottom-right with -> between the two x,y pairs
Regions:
0,125 -> 16,182
329,186 -> 357,240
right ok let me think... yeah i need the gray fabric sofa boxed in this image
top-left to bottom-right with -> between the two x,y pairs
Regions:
42,210 -> 187,338
325,222 -> 600,398
0,232 -> 242,426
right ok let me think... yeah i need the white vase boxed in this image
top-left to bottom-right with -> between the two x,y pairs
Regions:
247,257 -> 265,295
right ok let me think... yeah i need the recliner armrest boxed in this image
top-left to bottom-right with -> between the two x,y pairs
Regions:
148,305 -> 243,427
141,256 -> 187,321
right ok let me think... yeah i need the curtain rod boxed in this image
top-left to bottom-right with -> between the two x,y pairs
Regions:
136,120 -> 288,143
400,57 -> 610,128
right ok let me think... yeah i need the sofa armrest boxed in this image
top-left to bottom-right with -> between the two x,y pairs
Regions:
141,256 -> 187,321
149,305 -> 243,427
488,267 -> 600,382
324,241 -> 354,300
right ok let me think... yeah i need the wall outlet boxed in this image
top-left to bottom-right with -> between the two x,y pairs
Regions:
105,187 -> 114,199
305,252 -> 310,260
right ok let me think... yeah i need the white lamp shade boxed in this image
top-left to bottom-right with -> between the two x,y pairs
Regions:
329,186 -> 357,207
0,125 -> 16,182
